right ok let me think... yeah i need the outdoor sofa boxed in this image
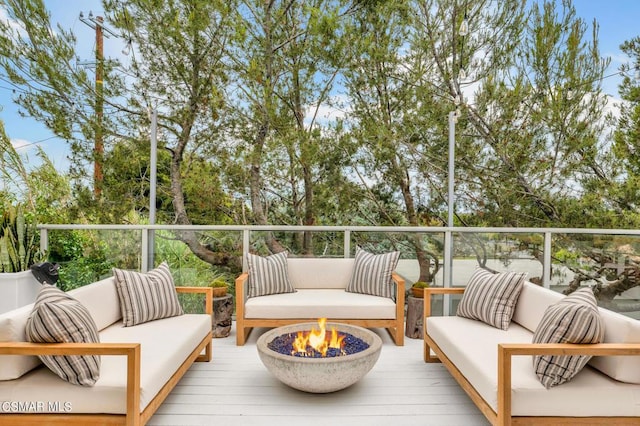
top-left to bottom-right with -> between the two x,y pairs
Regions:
424,271 -> 640,425
235,251 -> 405,346
0,264 -> 213,426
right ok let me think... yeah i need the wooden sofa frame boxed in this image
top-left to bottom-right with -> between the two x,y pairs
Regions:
235,272 -> 405,346
423,287 -> 640,426
0,286 -> 213,426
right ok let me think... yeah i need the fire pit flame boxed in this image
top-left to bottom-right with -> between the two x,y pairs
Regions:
292,318 -> 346,357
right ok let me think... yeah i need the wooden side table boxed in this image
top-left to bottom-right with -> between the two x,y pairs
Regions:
405,295 -> 424,339
212,294 -> 233,338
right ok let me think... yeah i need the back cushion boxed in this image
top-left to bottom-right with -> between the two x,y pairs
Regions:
287,258 -> 355,289
68,277 -> 122,331
513,281 -> 640,384
588,307 -> 640,384
0,303 -> 41,380
511,281 -> 563,332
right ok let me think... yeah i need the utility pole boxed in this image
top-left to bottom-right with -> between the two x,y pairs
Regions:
79,11 -> 117,199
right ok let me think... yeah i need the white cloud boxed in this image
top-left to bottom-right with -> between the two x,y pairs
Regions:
11,138 -> 33,151
304,94 -> 351,127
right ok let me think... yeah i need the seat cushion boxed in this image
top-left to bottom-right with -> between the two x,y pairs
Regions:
0,314 -> 211,413
427,316 -> 640,416
25,285 -> 101,386
244,289 -> 396,319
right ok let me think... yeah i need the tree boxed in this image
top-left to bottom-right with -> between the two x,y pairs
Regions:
223,0 -> 356,254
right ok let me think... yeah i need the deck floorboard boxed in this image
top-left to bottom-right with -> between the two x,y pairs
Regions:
149,325 -> 489,426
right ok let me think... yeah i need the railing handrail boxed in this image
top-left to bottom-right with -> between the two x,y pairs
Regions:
36,223 -> 640,236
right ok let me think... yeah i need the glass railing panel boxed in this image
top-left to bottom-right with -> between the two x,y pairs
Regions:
350,231 -> 446,287
451,231 -> 545,285
48,229 -> 142,291
552,233 -> 640,317
153,229 -> 243,313
249,230 -> 346,257
442,232 -> 545,315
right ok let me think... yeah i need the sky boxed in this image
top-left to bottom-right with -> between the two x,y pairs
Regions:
1,0 -> 639,176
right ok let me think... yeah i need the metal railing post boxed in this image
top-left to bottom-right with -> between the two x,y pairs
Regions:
40,227 -> 48,257
242,229 -> 250,272
543,232 -> 552,288
344,230 -> 351,258
443,229 -> 453,316
141,229 -> 149,272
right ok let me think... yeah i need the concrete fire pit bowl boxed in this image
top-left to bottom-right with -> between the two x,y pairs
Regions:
256,322 -> 382,393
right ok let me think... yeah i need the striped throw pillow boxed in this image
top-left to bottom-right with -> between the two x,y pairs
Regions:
113,262 -> 184,327
247,252 -> 295,298
346,247 -> 400,299
533,287 -> 604,388
456,269 -> 526,330
25,284 -> 100,386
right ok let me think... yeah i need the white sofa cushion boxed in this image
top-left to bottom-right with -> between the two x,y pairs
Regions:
0,314 -> 210,413
532,288 -> 604,388
588,305 -> 640,384
511,281 -> 563,332
287,258 -> 354,289
456,269 -> 526,330
26,285 -> 101,386
427,315 -> 640,416
244,289 -> 396,319
0,303 -> 41,380
247,252 -> 295,297
513,282 -> 640,384
68,277 -> 122,331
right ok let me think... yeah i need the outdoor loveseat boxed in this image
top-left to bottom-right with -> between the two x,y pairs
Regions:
235,251 -> 405,346
424,269 -> 640,425
0,263 -> 213,426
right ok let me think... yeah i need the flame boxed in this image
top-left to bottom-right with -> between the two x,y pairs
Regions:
292,318 -> 345,357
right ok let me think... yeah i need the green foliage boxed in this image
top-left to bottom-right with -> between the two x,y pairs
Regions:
208,278 -> 228,288
1,0 -> 639,288
0,204 -> 43,272
57,256 -> 113,292
554,248 -> 578,263
412,281 -> 430,289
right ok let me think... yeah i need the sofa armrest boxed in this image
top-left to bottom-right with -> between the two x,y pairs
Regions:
497,342 -> 640,425
0,342 -> 141,421
423,287 -> 465,319
391,273 -> 405,298
391,273 -> 405,324
176,286 -> 214,315
423,287 -> 465,362
235,273 -> 248,319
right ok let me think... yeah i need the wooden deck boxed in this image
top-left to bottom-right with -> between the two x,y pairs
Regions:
149,324 -> 489,426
